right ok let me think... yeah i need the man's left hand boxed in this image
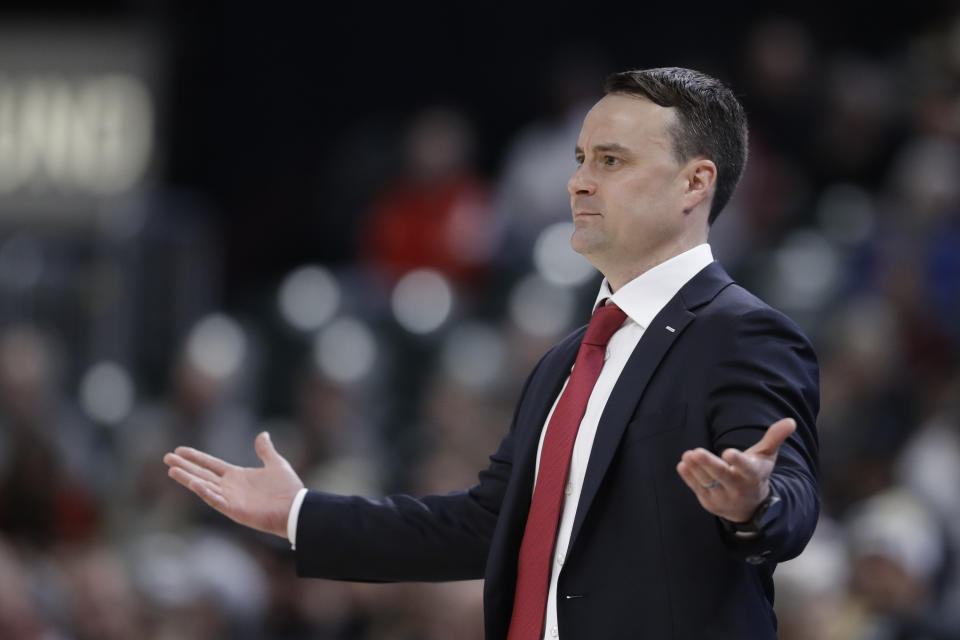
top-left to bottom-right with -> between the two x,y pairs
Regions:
676,417 -> 795,524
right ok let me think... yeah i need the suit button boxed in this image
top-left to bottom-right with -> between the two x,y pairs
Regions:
746,554 -> 766,565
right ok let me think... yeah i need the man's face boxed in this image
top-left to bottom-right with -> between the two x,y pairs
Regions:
568,93 -> 693,278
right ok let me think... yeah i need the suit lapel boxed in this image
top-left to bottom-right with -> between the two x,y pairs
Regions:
566,261 -> 735,551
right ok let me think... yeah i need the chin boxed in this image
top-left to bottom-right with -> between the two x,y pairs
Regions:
570,229 -> 598,255
570,229 -> 606,262
569,237 -> 590,258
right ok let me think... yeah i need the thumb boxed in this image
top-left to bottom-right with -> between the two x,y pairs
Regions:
254,431 -> 280,465
747,417 -> 796,458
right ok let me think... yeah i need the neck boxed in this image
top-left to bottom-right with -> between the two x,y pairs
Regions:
600,237 -> 705,293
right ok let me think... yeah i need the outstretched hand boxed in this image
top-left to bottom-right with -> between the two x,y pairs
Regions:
676,418 -> 795,523
163,432 -> 304,539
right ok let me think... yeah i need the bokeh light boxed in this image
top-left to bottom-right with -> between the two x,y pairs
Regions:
277,265 -> 341,332
391,269 -> 454,334
769,230 -> 840,312
78,360 -> 135,425
313,316 -> 377,384
816,183 -> 875,246
185,313 -> 247,379
441,322 -> 506,389
533,222 -> 595,287
508,273 -> 577,337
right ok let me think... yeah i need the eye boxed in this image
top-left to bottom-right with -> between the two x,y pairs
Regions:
574,155 -> 584,166
603,155 -> 620,167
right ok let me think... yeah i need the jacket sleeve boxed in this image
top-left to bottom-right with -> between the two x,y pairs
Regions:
706,306 -> 821,563
294,358 -> 546,582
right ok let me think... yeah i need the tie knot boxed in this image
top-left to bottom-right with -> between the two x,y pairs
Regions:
582,303 -> 627,347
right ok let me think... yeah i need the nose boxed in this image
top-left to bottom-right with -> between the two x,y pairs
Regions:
567,165 -> 596,196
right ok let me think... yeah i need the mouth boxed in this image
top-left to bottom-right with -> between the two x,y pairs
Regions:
574,210 -> 602,218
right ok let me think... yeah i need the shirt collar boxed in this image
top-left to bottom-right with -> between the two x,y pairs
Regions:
593,244 -> 714,330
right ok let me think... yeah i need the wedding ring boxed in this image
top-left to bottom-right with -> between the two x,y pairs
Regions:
701,480 -> 719,489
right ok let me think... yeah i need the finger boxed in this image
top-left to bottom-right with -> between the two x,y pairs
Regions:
677,461 -> 727,500
679,451 -> 724,489
746,418 -> 796,458
686,448 -> 738,486
189,477 -> 229,511
168,467 -> 227,502
163,453 -> 223,485
173,446 -> 232,476
254,432 -> 281,466
676,461 -> 708,494
720,448 -> 762,482
167,466 -> 224,496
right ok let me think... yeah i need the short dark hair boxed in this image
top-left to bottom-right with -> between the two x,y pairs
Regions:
604,67 -> 748,225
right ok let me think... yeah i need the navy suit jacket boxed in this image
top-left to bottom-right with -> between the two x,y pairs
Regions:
295,262 -> 820,639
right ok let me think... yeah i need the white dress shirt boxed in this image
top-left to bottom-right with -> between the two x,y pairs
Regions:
534,244 -> 713,640
287,244 -> 715,640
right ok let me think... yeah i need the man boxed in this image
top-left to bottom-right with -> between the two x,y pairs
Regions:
165,67 -> 819,639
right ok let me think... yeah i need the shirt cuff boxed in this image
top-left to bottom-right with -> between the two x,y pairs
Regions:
287,488 -> 309,549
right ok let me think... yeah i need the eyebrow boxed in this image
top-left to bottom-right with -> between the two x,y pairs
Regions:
574,143 -> 633,156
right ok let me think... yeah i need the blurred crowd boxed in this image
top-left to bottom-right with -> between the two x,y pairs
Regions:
1,13 -> 960,640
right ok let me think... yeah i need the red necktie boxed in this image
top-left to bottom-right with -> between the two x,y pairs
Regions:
507,303 -> 627,640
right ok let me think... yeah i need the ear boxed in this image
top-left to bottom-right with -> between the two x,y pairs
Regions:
681,158 -> 717,214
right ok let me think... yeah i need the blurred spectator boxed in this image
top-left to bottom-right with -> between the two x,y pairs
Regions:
814,296 -> 917,512
844,489 -> 960,639
0,325 -> 92,481
0,430 -> 99,548
0,326 -> 100,547
774,518 -> 855,640
811,54 -> 902,188
361,107 -> 495,289
57,544 -> 145,640
0,539 -> 56,640
288,362 -> 384,498
739,17 -> 820,163
897,376 -> 960,617
115,313 -> 258,535
493,51 -> 604,271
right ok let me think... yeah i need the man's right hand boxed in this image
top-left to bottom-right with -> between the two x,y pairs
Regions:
163,432 -> 304,540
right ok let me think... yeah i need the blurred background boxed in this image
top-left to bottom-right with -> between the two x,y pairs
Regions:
0,1 -> 959,638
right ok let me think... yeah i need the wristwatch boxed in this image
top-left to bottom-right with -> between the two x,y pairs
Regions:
721,487 -> 782,538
